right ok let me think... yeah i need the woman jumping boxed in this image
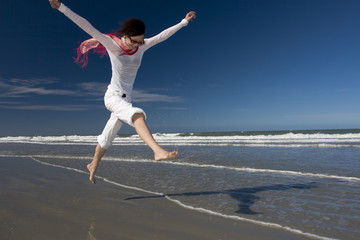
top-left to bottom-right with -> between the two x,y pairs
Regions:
49,0 -> 196,184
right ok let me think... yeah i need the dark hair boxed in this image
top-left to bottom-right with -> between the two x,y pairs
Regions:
117,18 -> 146,36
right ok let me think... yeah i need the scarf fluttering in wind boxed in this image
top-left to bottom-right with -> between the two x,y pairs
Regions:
75,33 -> 138,68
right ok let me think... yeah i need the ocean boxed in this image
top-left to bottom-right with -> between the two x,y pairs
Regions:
1,129 -> 359,240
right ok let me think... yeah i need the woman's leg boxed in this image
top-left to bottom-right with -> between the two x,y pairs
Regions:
87,144 -> 106,184
87,113 -> 123,184
132,112 -> 178,161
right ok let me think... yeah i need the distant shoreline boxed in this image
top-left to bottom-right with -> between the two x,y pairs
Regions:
1,128 -> 360,138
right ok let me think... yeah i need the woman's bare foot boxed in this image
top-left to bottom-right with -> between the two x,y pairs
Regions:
87,163 -> 97,184
87,144 -> 106,184
154,149 -> 178,161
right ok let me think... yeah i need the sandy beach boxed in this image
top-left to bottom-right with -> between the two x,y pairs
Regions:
0,156 -> 313,240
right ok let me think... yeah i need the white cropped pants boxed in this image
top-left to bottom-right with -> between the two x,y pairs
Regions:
97,88 -> 146,149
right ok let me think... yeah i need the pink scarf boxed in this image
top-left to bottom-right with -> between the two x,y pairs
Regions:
75,33 -> 138,68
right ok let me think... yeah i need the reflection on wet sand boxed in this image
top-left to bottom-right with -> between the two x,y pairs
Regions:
87,222 -> 96,240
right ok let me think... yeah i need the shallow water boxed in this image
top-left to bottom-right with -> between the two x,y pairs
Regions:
1,130 -> 360,240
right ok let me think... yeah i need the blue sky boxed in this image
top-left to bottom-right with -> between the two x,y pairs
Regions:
1,0 -> 360,136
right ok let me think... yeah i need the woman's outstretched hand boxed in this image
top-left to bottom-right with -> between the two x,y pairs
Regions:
49,0 -> 61,9
185,11 -> 197,22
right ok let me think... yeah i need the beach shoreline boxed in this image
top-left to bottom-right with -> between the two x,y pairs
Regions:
0,156 -> 313,240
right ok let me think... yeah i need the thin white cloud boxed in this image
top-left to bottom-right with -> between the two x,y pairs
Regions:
77,82 -> 107,96
9,86 -> 76,96
161,107 -> 188,111
0,77 -> 78,98
8,78 -> 58,86
0,77 -> 184,111
336,88 -> 350,93
0,103 -> 102,111
0,101 -> 21,105
132,89 -> 183,103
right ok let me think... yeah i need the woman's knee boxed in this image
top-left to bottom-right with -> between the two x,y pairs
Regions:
132,112 -> 145,122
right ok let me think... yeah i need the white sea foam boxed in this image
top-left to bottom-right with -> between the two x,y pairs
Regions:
2,153 -> 358,183
28,156 -> 338,240
102,156 -> 360,182
2,132 -> 360,148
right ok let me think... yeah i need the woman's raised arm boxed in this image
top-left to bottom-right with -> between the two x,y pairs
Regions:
49,0 -> 61,9
144,11 -> 197,51
185,11 -> 197,22
48,0 -> 120,53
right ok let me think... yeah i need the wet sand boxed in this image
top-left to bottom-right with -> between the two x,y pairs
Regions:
0,156 -> 311,240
